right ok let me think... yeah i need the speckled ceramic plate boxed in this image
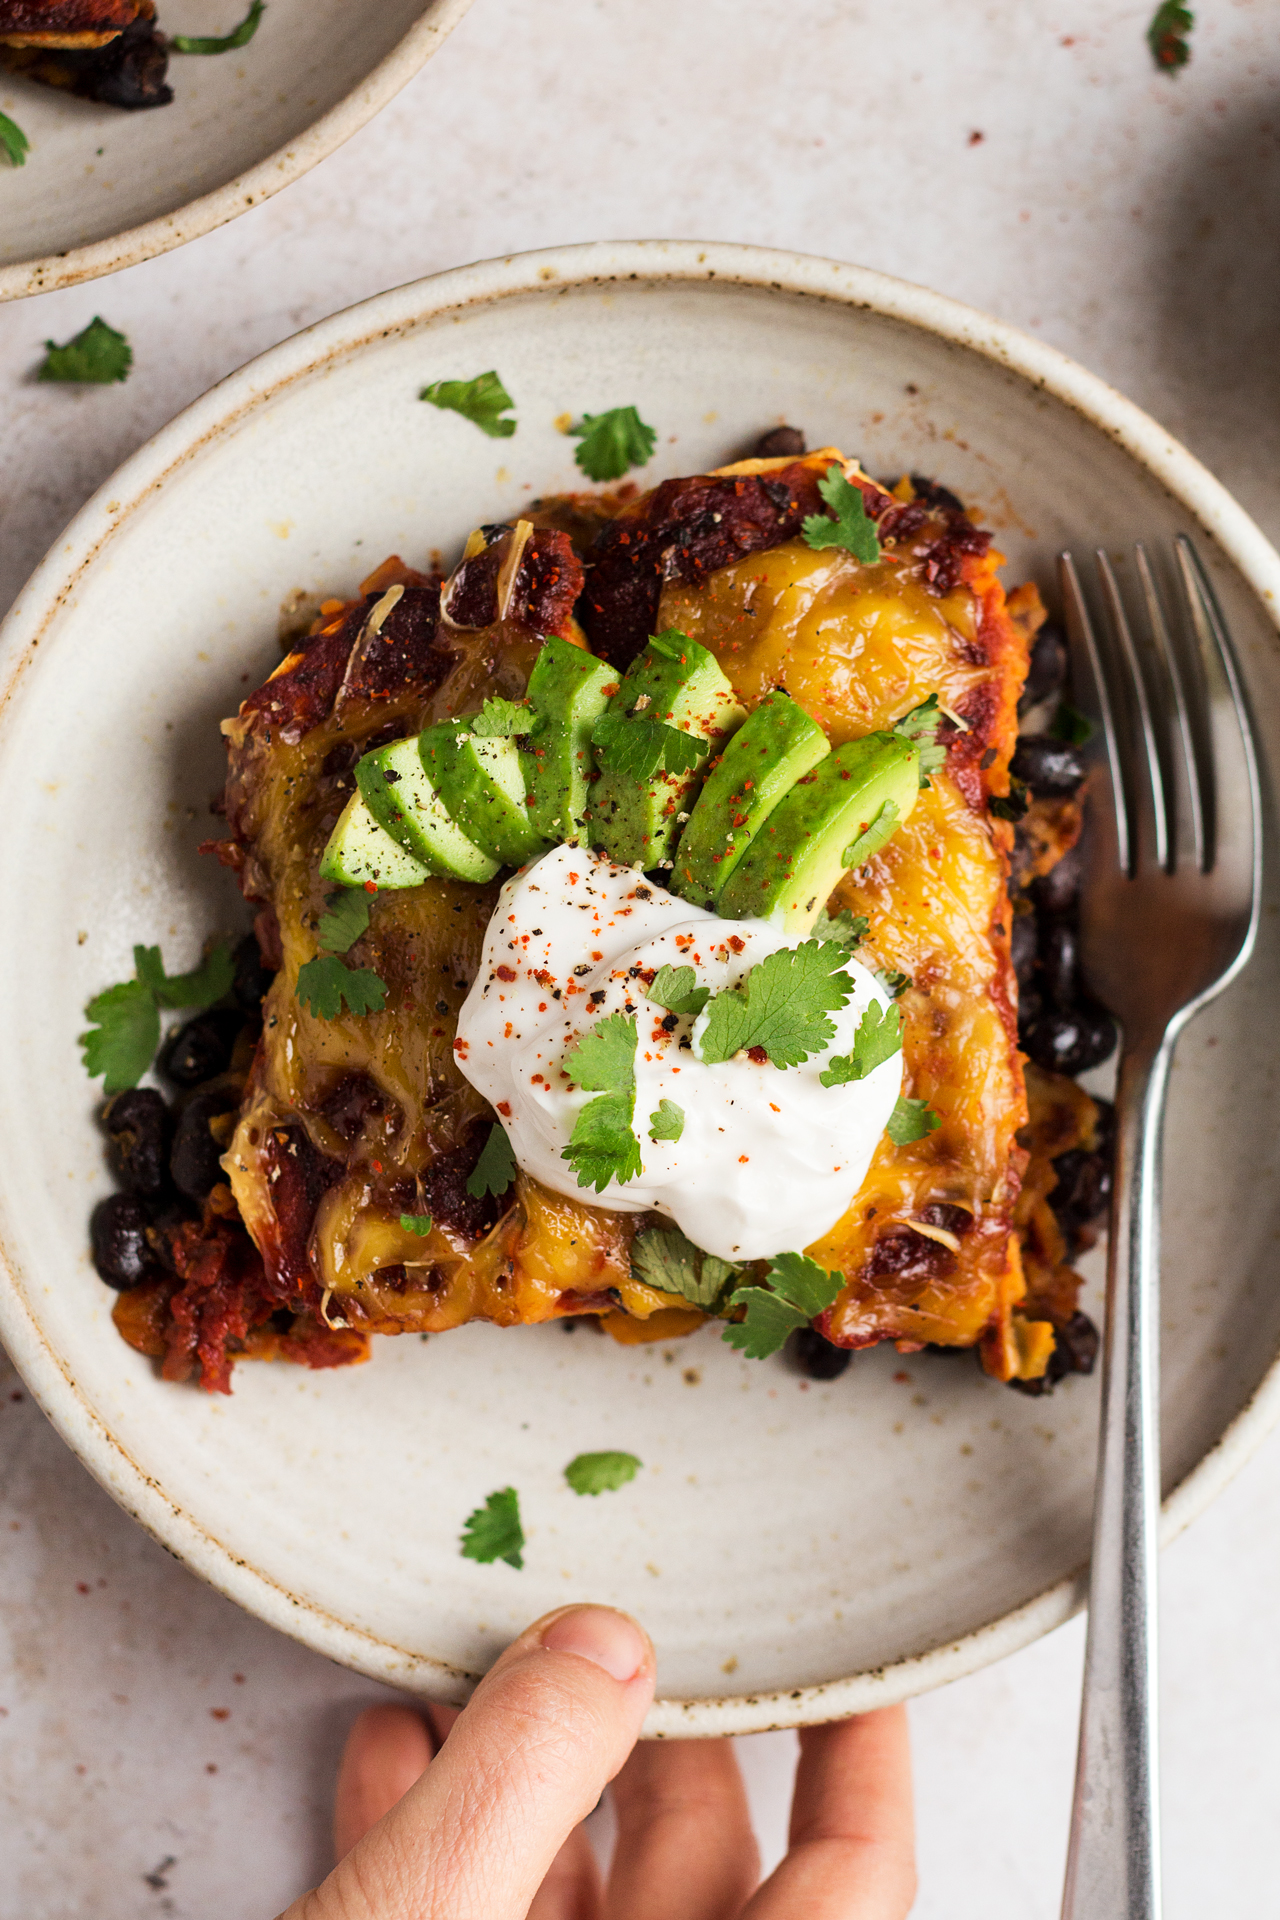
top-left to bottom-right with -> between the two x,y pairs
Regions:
1,242 -> 1278,1737
0,0 -> 473,300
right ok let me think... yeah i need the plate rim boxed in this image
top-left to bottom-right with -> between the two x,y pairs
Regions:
0,0 -> 475,303
2,237 -> 1279,1737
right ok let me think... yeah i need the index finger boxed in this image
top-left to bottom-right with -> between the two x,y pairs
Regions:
742,1705 -> 916,1919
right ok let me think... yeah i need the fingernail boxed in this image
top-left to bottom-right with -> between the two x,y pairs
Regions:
539,1606 -> 649,1683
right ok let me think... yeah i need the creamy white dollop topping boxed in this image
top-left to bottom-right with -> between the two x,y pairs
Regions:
453,845 -> 902,1262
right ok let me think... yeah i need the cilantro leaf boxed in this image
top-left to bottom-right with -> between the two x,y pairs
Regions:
810,909 -> 869,950
989,777 -> 1029,822
592,710 -> 705,781
1050,701 -> 1094,747
296,954 -> 387,1020
466,1122 -> 518,1199
38,317 -> 132,386
133,940 -> 234,1010
697,941 -> 855,1070
801,465 -> 882,563
314,889 -> 370,955
564,1009 -> 637,1094
647,964 -> 710,1017
460,1487 -> 524,1568
886,1095 -> 942,1145
893,694 -> 948,787
842,799 -> 901,870
570,405 -> 658,482
171,0 -> 264,52
79,981 -> 160,1094
399,1213 -> 433,1236
0,110 -> 29,168
468,697 -> 529,739
420,370 -> 516,439
648,1098 -> 685,1142
630,1225 -> 737,1307
874,968 -> 911,1000
562,1092 -> 643,1193
1148,1 -> 1192,72
819,1001 -> 903,1087
722,1251 -> 844,1360
564,1451 -> 641,1496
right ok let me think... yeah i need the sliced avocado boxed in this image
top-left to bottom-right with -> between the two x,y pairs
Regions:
319,790 -> 434,891
588,629 -> 746,869
419,722 -> 550,867
718,731 -> 920,935
356,735 -> 499,884
669,691 -> 830,910
520,637 -> 617,844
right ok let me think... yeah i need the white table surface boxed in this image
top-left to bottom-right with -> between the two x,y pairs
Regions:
3,2 -> 1279,1913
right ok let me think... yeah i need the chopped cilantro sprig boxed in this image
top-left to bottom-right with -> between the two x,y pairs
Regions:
296,886 -> 386,1021
399,1213 -> 434,1236
1148,1 -> 1192,72
819,1001 -> 902,1087
570,405 -> 657,482
722,1251 -> 845,1360
564,1451 -> 641,1496
893,694 -> 948,787
171,0 -> 264,53
0,110 -> 29,168
421,370 -> 516,439
79,939 -> 235,1092
38,317 -> 132,385
886,1095 -> 942,1145
466,1122 -> 518,1199
468,697 -> 529,739
561,1011 -> 642,1192
592,710 -> 705,782
802,465 -> 881,563
647,964 -> 709,1018
460,1487 -> 524,1568
697,940 -> 855,1070
647,1098 -> 684,1142
631,1225 -> 738,1308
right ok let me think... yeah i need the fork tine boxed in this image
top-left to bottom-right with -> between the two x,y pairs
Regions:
1059,551 -> 1130,875
1173,536 -> 1262,891
1096,549 -> 1169,874
1135,543 -> 1203,873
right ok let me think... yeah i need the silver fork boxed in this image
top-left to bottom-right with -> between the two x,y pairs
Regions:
1056,538 -> 1261,1920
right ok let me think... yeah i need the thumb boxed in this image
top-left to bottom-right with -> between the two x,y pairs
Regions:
300,1605 -> 654,1920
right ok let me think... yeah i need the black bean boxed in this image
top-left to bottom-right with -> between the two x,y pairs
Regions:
1022,1006 -> 1118,1076
914,1202 -> 971,1236
159,1009 -> 242,1087
1032,843 -> 1083,915
752,425 -> 806,458
1010,912 -> 1039,987
1051,1148 -> 1113,1231
1042,921 -> 1079,1011
1013,1309 -> 1102,1397
1010,735 -> 1085,796
908,474 -> 966,515
1018,622 -> 1068,716
170,1089 -> 237,1200
90,1193 -> 157,1290
233,932 -> 275,1014
103,1088 -> 172,1195
790,1326 -> 852,1380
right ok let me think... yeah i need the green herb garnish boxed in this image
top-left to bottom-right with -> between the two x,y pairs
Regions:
647,964 -> 710,1018
399,1213 -> 434,1236
564,1451 -> 641,1496
38,317 -> 132,385
697,941 -> 855,1070
842,799 -> 901,870
630,1224 -> 738,1308
420,370 -> 516,439
171,0 -> 264,53
886,1095 -> 942,1145
561,1012 -> 642,1193
80,940 -> 236,1091
295,954 -> 386,1020
989,777 -> 1029,823
874,968 -> 911,1000
314,889 -> 370,955
468,697 -> 529,739
466,1122 -> 518,1199
1147,1 -> 1192,72
591,710 -> 705,782
893,694 -> 948,787
819,1001 -> 903,1087
570,405 -> 657,482
722,1251 -> 845,1361
0,110 -> 29,168
647,1098 -> 685,1143
810,909 -> 869,950
1050,701 -> 1094,747
801,465 -> 882,563
460,1487 -> 524,1568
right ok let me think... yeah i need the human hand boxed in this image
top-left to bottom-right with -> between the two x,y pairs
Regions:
281,1603 -> 915,1919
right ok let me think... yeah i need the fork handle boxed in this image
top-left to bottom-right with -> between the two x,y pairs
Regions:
1060,1032 -> 1171,1920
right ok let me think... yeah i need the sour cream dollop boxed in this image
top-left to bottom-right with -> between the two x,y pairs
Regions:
453,846 -> 902,1262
